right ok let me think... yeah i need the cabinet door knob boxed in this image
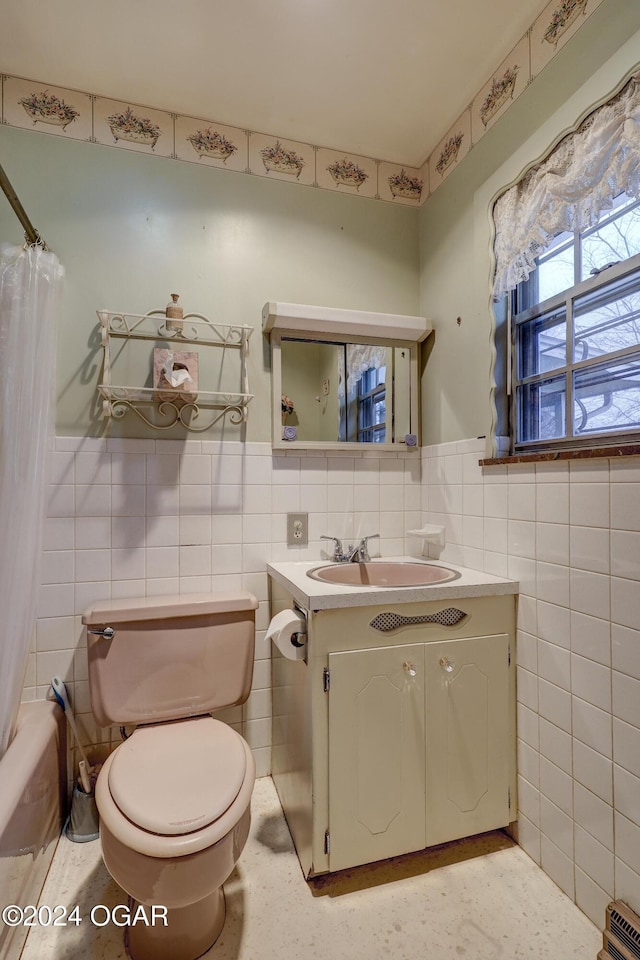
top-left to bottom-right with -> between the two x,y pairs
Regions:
439,656 -> 455,673
403,660 -> 417,677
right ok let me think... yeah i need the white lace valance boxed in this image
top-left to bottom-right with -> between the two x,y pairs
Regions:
337,344 -> 387,400
492,71 -> 640,300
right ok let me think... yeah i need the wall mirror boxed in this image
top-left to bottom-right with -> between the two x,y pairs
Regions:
263,302 -> 432,451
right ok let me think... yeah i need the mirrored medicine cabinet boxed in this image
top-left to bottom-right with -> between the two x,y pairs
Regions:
262,302 -> 433,451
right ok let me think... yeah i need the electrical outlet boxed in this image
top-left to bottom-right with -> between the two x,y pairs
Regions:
287,513 -> 308,546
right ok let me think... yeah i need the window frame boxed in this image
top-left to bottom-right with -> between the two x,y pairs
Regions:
510,250 -> 640,454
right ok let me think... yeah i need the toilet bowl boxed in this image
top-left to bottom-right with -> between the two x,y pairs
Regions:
82,593 -> 259,960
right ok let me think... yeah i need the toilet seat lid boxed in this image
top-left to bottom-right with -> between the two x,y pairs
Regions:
108,716 -> 247,836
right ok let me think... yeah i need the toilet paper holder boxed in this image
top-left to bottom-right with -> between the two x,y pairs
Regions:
290,603 -> 307,647
288,604 -> 307,648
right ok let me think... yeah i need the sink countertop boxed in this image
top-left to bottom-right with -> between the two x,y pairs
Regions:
267,557 -> 518,611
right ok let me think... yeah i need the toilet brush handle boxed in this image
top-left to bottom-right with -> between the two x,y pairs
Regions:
50,676 -> 93,773
78,760 -> 92,794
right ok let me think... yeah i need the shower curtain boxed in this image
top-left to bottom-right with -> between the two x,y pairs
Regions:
0,242 -> 63,759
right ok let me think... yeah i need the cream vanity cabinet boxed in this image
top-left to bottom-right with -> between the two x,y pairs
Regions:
270,584 -> 516,877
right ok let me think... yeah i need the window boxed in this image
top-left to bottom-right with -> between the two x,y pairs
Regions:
357,365 -> 386,443
491,71 -> 640,454
511,192 -> 640,452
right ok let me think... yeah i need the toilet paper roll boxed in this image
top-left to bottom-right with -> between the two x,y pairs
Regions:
266,609 -> 307,660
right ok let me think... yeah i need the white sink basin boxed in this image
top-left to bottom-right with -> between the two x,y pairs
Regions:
307,561 -> 460,587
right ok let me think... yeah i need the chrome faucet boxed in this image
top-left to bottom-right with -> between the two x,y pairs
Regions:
351,534 -> 380,562
321,534 -> 380,563
320,535 -> 347,562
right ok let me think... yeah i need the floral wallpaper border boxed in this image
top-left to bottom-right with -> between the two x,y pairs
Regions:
424,0 -> 605,190
0,0 -> 605,207
0,74 -> 424,208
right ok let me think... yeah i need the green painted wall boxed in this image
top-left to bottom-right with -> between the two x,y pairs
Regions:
418,0 -> 640,446
0,126 -> 419,440
4,0 -> 639,448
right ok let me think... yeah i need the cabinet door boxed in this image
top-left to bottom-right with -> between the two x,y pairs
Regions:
328,644 -> 426,871
425,634 -> 510,846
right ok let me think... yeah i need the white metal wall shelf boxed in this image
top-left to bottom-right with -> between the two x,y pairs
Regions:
97,309 -> 254,432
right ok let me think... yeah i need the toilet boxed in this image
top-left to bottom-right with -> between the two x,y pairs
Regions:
81,592 -> 258,960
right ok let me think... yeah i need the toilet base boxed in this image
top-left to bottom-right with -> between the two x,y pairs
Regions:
125,888 -> 225,960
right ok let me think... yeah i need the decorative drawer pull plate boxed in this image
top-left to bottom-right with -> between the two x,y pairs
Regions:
369,607 -> 467,633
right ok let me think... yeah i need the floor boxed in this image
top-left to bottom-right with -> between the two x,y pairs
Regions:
21,777 -> 601,960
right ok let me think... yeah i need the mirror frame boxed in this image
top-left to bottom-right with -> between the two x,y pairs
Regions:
269,330 -> 421,451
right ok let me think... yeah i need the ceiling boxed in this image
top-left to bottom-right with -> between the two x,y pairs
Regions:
2,0 -> 552,168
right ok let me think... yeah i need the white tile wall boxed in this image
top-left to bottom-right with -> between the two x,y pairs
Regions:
27,433 -> 640,926
422,440 -> 640,924
28,437 -> 423,780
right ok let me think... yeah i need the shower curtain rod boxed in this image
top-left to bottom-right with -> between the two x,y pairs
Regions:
0,162 -> 45,248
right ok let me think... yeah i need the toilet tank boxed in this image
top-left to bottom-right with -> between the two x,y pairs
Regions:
82,593 -> 258,727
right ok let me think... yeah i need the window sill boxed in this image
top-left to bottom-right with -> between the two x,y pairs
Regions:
481,442 -> 640,466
